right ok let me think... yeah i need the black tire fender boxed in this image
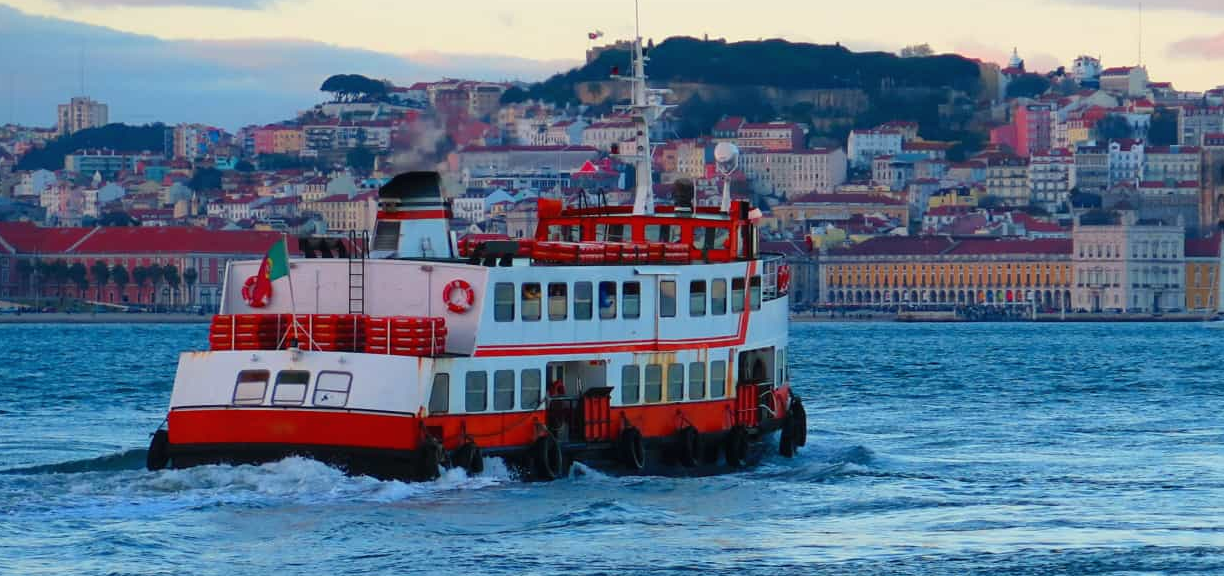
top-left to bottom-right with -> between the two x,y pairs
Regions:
618,426 -> 646,471
676,426 -> 701,467
532,434 -> 564,481
419,438 -> 443,480
452,441 -> 484,475
725,425 -> 750,467
146,429 -> 170,471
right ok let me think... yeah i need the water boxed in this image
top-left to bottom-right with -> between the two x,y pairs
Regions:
2,322 -> 1223,575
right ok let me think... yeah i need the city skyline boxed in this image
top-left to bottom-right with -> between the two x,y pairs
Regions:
1,0 -> 1223,128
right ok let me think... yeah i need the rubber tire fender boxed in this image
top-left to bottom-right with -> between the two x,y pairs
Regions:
453,442 -> 484,475
532,434 -> 564,481
676,426 -> 701,467
619,427 -> 646,471
725,425 -> 750,467
419,439 -> 443,480
791,395 -> 808,447
146,429 -> 170,471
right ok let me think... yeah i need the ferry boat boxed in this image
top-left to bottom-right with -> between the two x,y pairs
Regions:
146,33 -> 806,481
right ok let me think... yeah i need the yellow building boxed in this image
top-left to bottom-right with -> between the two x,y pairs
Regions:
1185,235 -> 1222,314
927,186 -> 985,210
821,236 -> 1073,308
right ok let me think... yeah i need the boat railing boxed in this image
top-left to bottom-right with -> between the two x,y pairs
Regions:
761,253 -> 786,301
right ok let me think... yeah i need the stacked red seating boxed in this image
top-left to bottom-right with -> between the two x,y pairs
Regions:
662,243 -> 690,263
363,316 -> 448,356
209,314 -> 281,351
281,314 -> 365,352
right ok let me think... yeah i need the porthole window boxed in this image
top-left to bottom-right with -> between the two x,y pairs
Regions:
313,371 -> 352,408
233,370 -> 270,405
272,370 -> 309,406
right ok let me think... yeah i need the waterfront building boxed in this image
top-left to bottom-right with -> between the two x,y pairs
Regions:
1202,133 -> 1224,230
56,96 -> 108,136
1071,210 -> 1185,313
819,236 -> 1073,308
1185,234 -> 1223,314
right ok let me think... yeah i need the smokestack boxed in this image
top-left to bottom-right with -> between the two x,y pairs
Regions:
373,171 -> 454,259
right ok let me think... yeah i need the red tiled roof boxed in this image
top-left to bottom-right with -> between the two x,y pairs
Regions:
713,116 -> 746,132
460,145 -> 598,153
789,193 -> 905,206
902,141 -> 954,151
1138,180 -> 1199,189
0,223 -> 94,254
831,236 -> 955,256
1185,235 -> 1221,258
1145,145 -> 1201,154
1101,66 -> 1135,76
72,227 -> 301,255
945,237 -> 1071,255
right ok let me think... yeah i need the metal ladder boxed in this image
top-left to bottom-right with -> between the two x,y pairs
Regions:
348,231 -> 368,315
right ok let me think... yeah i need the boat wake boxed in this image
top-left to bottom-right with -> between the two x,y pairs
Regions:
1,448 -> 148,475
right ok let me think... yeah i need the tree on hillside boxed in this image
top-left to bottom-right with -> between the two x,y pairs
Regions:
90,260 -> 111,302
15,123 -> 169,172
1006,74 -> 1051,99
1093,115 -> 1133,141
346,147 -> 376,173
500,86 -> 529,105
235,160 -> 255,173
112,265 -> 130,303
320,74 -> 388,103
98,211 -> 138,227
188,167 -> 223,192
1148,107 -> 1178,146
899,44 -> 934,58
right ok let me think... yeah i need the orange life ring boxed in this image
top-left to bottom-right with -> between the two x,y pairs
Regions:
443,279 -> 475,313
241,275 -> 270,308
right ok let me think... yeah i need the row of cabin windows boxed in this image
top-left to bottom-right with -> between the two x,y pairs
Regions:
556,224 -> 732,251
620,361 -> 728,405
495,281 -> 640,322
493,277 -> 762,322
428,369 -> 544,414
233,369 -> 353,408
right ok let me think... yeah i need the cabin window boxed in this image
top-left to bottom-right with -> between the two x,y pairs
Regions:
494,282 -> 515,322
667,363 -> 684,401
521,369 -> 542,409
547,224 -> 580,241
645,224 -> 680,243
710,361 -> 727,398
623,282 -> 641,319
596,223 -> 630,242
313,371 -> 352,408
644,364 -> 663,403
233,370 -> 270,405
428,373 -> 449,413
548,283 -> 568,320
621,365 -> 640,404
711,279 -> 727,315
574,282 -> 593,320
660,280 -> 677,317
750,276 -> 762,310
599,281 -> 618,319
494,370 -> 515,411
732,277 -> 746,313
465,371 -> 488,412
689,280 -> 707,317
521,283 -> 541,321
688,362 -> 706,400
272,370 -> 309,406
693,226 -> 730,250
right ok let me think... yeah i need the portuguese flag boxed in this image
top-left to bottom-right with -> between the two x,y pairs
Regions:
251,238 -> 290,302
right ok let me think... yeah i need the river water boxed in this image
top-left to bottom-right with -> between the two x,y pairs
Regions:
1,322 -> 1222,575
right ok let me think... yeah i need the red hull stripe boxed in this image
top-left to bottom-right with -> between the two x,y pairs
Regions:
377,210 -> 450,221
169,408 -> 423,451
473,260 -> 758,357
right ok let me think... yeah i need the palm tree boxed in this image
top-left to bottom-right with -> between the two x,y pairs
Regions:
111,265 -> 130,304
146,264 -> 164,311
68,262 -> 88,300
163,265 -> 181,310
183,267 -> 198,307
15,259 -> 34,298
47,261 -> 70,306
131,266 -> 148,305
90,261 -> 110,302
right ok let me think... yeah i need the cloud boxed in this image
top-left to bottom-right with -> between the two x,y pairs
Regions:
0,5 -> 572,129
1055,0 -> 1224,14
52,0 -> 275,8
1168,32 -> 1224,59
952,40 -> 1063,73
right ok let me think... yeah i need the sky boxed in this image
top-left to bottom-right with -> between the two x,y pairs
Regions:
1,0 -> 1223,129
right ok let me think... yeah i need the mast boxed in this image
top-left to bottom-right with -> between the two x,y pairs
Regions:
622,0 -> 670,215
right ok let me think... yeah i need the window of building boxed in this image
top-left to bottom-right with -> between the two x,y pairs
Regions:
667,363 -> 684,401
710,361 -> 727,398
494,283 -> 515,322
548,282 -> 568,320
429,373 -> 449,413
749,276 -> 762,310
465,371 -> 488,412
621,365 -> 640,405
574,282 -> 593,320
644,364 -> 663,403
660,280 -> 677,317
599,282 -> 617,319
732,277 -> 746,313
690,280 -> 707,316
521,369 -> 542,409
233,370 -> 270,405
623,282 -> 641,319
522,283 -> 541,321
272,370 -> 309,406
688,362 -> 706,400
494,370 -> 515,411
313,371 -> 352,408
710,279 -> 727,315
